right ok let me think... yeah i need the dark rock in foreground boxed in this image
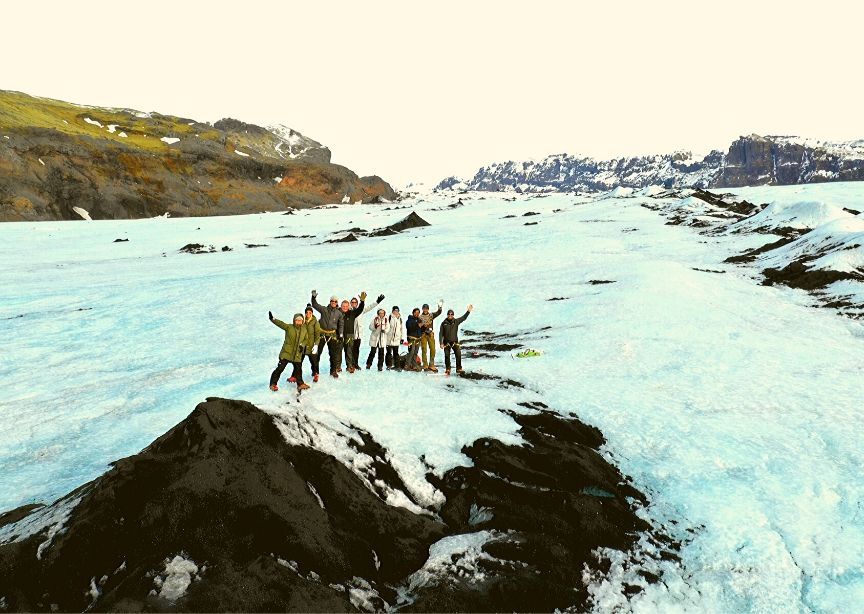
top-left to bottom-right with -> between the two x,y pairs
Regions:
0,395 -> 662,612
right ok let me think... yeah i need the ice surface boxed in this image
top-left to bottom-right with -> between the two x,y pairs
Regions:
1,185 -> 864,610
732,199 -> 853,231
71,207 -> 91,221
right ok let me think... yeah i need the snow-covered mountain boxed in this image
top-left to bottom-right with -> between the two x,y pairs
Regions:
1,185 -> 863,611
437,134 -> 864,193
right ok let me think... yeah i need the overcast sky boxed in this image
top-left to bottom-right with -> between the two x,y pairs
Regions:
4,1 -> 863,186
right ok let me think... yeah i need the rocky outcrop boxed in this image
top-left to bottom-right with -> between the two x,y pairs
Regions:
0,90 -> 397,221
438,135 -> 864,193
0,395 -> 662,612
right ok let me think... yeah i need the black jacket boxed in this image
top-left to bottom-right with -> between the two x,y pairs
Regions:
405,315 -> 422,338
439,312 -> 469,345
340,301 -> 365,340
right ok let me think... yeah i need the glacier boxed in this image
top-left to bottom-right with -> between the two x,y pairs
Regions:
1,184 -> 863,611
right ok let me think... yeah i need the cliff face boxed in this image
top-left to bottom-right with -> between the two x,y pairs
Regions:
0,91 -> 397,221
438,135 -> 864,193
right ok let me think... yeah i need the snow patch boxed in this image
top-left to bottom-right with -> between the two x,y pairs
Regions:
234,149 -> 250,157
83,117 -> 103,128
151,553 -> 200,601
72,207 -> 92,221
0,495 -> 84,560
107,124 -> 118,134
160,137 -> 180,145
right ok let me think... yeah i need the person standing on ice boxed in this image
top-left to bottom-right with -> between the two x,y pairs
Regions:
439,305 -> 473,375
302,304 -> 322,383
351,292 -> 385,369
385,306 -> 404,370
310,290 -> 345,378
418,299 -> 444,372
268,311 -> 310,392
340,295 -> 366,374
403,308 -> 424,372
366,308 -> 389,371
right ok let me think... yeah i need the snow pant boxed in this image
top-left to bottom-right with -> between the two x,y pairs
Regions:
366,346 -> 385,369
386,345 -> 400,369
405,336 -> 421,370
443,344 -> 462,371
421,332 -> 436,367
270,359 -> 303,386
352,339 -> 361,368
317,333 -> 342,374
343,335 -> 357,369
304,352 -> 319,377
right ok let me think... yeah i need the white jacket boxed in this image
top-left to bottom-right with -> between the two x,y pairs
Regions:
385,314 -> 404,346
368,315 -> 389,348
354,299 -> 382,339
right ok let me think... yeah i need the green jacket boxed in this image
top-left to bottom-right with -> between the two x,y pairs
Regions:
272,317 -> 309,362
303,315 -> 322,354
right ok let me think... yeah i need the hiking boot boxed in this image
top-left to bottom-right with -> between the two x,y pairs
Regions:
426,366 -> 438,373
445,369 -> 451,376
456,369 -> 465,375
269,384 -> 279,391
336,367 -> 343,373
288,377 -> 297,383
366,363 -> 373,370
331,371 -> 339,379
378,366 -> 383,371
313,374 -> 319,383
348,367 -> 355,374
297,383 -> 310,391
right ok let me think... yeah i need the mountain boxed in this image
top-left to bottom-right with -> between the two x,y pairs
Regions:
436,134 -> 864,193
0,90 -> 397,221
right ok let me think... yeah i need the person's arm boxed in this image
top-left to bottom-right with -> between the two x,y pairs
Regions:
455,311 -> 470,325
432,304 -> 442,319
369,318 -> 378,332
271,317 -> 290,331
310,291 -> 325,314
439,321 -> 445,346
336,311 -> 344,337
351,300 -> 365,316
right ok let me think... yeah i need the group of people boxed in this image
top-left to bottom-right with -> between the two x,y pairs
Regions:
268,290 -> 473,391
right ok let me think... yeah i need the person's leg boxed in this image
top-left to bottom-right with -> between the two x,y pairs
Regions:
270,358 -> 289,387
366,346 -> 377,369
343,338 -> 355,370
316,338 -> 327,375
385,346 -> 393,368
444,346 -> 452,372
429,333 -> 437,367
291,361 -> 304,385
420,335 -> 430,368
328,338 -> 341,374
353,339 -> 361,368
376,347 -> 385,369
455,346 -> 463,371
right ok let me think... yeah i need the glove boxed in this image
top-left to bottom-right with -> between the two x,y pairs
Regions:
268,311 -> 274,321
311,345 -> 318,355
360,291 -> 367,301
467,304 -> 474,312
437,299 -> 444,308
311,290 -> 318,298
376,294 -> 385,303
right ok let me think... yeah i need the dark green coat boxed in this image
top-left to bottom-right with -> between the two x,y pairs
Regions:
303,315 -> 322,354
272,318 -> 309,362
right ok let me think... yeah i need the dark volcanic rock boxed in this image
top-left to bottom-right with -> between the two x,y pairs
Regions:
410,407 -> 653,612
179,243 -> 216,254
0,399 -> 444,612
369,211 -> 431,237
762,259 -> 864,291
324,233 -> 359,243
112,238 -> 129,243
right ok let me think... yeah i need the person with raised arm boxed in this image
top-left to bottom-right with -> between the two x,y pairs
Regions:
439,304 -> 473,375
310,290 -> 344,378
351,292 -> 385,369
385,306 -> 404,370
418,299 -> 444,372
268,311 -> 310,392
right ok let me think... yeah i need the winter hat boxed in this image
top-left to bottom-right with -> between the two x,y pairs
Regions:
377,308 -> 386,316
305,304 -> 313,313
447,309 -> 455,315
392,306 -> 400,311
422,303 -> 430,309
330,295 -> 338,302
293,313 -> 303,322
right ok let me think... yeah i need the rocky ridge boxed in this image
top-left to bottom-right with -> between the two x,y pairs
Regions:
0,90 -> 397,221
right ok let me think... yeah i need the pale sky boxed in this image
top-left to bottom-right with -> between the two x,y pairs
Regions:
4,1 -> 863,186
